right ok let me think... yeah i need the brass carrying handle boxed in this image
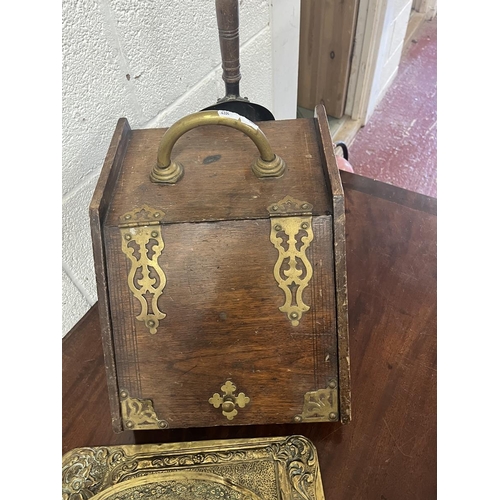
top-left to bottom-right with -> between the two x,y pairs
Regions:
150,110 -> 286,184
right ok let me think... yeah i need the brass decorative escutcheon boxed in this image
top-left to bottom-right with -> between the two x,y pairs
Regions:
209,381 -> 249,420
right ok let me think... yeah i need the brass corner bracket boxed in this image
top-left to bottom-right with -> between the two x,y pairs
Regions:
120,389 -> 168,430
293,380 -> 339,423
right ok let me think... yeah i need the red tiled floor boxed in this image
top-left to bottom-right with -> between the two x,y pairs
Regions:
349,17 -> 437,198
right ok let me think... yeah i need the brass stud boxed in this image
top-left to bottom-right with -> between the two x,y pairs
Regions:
126,421 -> 134,429
301,203 -> 310,209
124,214 -> 131,220
293,415 -> 302,423
272,205 -> 279,211
301,222 -> 309,229
120,391 -> 128,399
124,234 -> 131,241
151,230 -> 159,238
159,421 -> 167,429
154,212 -> 161,218
222,400 -> 235,413
328,380 -> 337,389
328,412 -> 337,421
274,224 -> 282,231
290,312 -> 299,320
147,319 -> 155,328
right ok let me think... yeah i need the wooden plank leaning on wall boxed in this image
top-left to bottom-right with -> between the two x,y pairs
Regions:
298,0 -> 359,118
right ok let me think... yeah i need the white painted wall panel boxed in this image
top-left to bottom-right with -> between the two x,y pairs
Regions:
366,0 -> 412,119
271,0 -> 301,119
62,175 -> 100,305
62,0 -> 144,197
62,269 -> 92,334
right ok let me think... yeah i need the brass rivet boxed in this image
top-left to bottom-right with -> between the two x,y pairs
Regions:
328,380 -> 337,389
274,224 -> 282,231
124,234 -> 131,240
126,421 -> 133,428
151,231 -> 159,238
222,401 -> 235,413
120,391 -> 128,398
293,415 -> 302,423
124,214 -> 131,220
301,203 -> 309,209
301,222 -> 309,229
290,312 -> 299,320
154,212 -> 161,218
147,320 -> 155,328
272,205 -> 279,211
329,412 -> 337,421
159,421 -> 167,428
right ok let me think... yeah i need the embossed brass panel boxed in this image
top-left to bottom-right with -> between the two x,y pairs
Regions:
268,196 -> 314,326
119,205 -> 167,334
62,436 -> 325,500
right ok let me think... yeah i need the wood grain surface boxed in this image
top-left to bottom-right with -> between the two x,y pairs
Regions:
64,171 -> 437,498
104,216 -> 338,428
298,0 -> 359,118
105,118 -> 331,226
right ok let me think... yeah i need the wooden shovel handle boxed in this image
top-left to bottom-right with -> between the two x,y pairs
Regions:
216,0 -> 241,94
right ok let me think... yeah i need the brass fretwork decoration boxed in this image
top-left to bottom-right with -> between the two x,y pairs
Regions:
62,436 -> 325,499
120,389 -> 168,430
119,205 -> 167,334
209,381 -> 249,420
268,196 -> 314,326
293,381 -> 339,423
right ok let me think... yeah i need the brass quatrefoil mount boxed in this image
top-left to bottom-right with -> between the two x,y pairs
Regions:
209,381 -> 250,420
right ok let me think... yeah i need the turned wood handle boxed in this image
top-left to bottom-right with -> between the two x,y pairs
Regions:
216,0 -> 241,95
150,110 -> 286,184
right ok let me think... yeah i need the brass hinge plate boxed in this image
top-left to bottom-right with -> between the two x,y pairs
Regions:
119,205 -> 167,334
268,196 -> 314,326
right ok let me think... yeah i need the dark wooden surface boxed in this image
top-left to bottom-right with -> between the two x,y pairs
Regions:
105,118 -> 331,226
105,216 -> 338,428
63,171 -> 437,499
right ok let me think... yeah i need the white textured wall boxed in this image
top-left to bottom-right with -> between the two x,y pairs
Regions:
62,0 -> 286,336
366,0 -> 412,118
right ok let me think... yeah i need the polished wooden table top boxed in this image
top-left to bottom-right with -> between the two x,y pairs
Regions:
63,171 -> 437,499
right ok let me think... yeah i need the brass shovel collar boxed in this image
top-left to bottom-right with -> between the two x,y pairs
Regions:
150,110 -> 286,183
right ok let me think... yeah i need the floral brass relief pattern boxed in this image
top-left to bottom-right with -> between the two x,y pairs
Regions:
268,196 -> 314,326
62,436 -> 325,499
119,205 -> 167,334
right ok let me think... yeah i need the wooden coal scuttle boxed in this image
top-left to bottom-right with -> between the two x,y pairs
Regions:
89,104 -> 351,432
